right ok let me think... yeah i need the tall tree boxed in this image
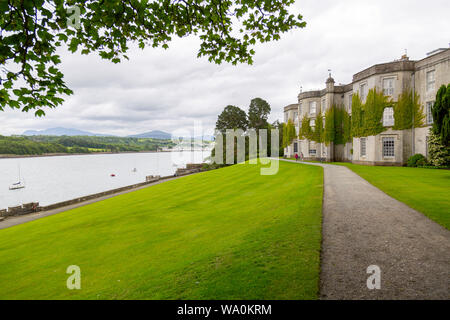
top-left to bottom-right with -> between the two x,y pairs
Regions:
247,97 -> 271,130
0,1 -> 306,116
432,84 -> 450,146
215,105 -> 248,133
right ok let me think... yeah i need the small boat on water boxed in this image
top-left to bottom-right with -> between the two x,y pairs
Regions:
9,181 -> 25,190
9,164 -> 25,190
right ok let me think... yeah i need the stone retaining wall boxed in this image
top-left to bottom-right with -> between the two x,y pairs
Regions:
0,203 -> 40,217
186,163 -> 205,170
0,176 -> 166,218
39,176 -> 164,212
175,163 -> 206,176
175,168 -> 201,176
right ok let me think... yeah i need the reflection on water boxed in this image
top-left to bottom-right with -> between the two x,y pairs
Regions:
0,151 -> 208,209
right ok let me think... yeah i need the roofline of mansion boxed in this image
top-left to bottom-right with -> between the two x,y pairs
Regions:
283,47 -> 450,110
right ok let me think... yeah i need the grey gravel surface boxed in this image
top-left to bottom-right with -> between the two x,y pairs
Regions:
280,159 -> 450,300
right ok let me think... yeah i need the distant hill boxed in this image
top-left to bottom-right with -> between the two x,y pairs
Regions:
128,130 -> 172,139
21,127 -> 214,141
23,127 -> 111,137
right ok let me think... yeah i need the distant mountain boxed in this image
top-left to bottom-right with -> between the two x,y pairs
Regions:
128,130 -> 172,139
22,127 -> 112,137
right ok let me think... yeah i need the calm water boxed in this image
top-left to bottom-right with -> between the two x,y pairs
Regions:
0,151 -> 208,209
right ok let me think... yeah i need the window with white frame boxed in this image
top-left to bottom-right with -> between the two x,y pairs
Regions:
426,101 -> 434,125
360,138 -> 367,157
309,141 -> 316,155
426,70 -> 435,92
382,137 -> 395,157
322,98 -> 326,110
294,142 -> 298,153
299,102 -> 303,114
309,101 -> 317,115
383,107 -> 394,127
382,78 -> 395,96
284,113 -> 288,123
293,112 -> 298,122
360,83 -> 367,101
310,119 -> 315,128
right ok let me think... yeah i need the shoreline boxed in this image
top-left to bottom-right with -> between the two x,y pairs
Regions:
0,170 -> 204,230
0,149 -> 211,160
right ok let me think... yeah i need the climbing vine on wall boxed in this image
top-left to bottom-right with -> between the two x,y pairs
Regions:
283,119 -> 296,148
326,104 -> 351,145
351,89 -> 390,137
324,106 -> 335,145
351,93 -> 363,137
393,90 -> 425,130
314,112 -> 324,143
292,88 -> 427,148
362,88 -> 389,137
299,114 -> 313,140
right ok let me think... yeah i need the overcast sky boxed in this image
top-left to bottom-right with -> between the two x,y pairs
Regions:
2,0 -> 449,137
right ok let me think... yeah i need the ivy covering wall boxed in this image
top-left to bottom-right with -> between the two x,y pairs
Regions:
299,114 -> 313,140
282,119 -> 296,148
291,88 -> 427,147
325,104 -> 351,145
393,90 -> 425,130
314,112 -> 324,143
351,89 -> 390,137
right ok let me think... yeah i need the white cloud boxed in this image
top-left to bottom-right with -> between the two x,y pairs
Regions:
1,0 -> 449,136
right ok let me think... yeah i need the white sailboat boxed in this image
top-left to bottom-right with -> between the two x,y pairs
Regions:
9,164 -> 25,190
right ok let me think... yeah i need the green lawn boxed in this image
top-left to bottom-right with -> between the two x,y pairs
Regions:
0,161 -> 323,300
335,163 -> 450,230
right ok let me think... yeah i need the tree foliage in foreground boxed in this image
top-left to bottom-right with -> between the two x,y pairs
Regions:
0,0 -> 305,115
427,131 -> 450,166
432,84 -> 450,147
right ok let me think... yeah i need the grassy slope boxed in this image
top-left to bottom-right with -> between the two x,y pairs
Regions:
335,163 -> 450,230
0,161 -> 323,300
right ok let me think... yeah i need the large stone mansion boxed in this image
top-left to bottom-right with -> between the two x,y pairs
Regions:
283,47 -> 450,165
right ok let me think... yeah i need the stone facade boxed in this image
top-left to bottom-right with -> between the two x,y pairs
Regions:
284,47 -> 450,165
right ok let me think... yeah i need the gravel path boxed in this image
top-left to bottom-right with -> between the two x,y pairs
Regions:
281,159 -> 450,300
